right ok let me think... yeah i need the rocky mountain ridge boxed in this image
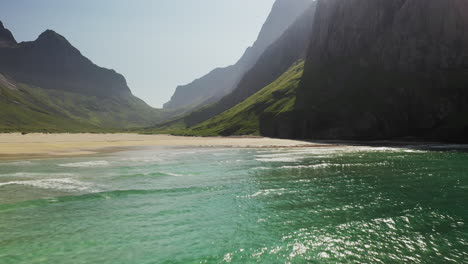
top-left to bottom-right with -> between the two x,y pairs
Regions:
0,26 -> 131,97
163,0 -> 313,111
182,2 -> 317,127
0,22 -> 161,130
0,21 -> 17,48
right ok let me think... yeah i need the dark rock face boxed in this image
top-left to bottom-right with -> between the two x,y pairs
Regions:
270,0 -> 468,141
163,0 -> 313,111
184,2 -> 317,127
227,3 -> 317,105
0,26 -> 131,97
260,111 -> 305,139
0,21 -> 17,48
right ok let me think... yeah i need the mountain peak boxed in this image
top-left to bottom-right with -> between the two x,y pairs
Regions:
34,29 -> 77,53
37,29 -> 67,42
0,21 -> 17,47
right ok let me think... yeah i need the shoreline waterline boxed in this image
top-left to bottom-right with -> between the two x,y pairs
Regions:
2,133 -> 468,161
0,133 -> 330,160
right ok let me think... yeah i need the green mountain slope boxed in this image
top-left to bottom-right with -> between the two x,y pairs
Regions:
181,3 -> 317,128
163,0 -> 313,112
0,22 -> 162,133
147,61 -> 303,136
0,82 -> 161,133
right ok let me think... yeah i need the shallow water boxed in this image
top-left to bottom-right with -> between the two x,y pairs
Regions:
0,145 -> 467,263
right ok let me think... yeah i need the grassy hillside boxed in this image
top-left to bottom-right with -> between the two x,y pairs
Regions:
0,82 -> 161,133
145,61 -> 304,136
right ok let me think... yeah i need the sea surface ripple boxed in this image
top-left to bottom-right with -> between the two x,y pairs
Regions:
0,145 -> 467,263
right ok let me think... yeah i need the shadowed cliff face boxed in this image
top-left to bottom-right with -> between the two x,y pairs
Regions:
269,0 -> 468,141
0,22 -> 17,48
226,3 -> 317,106
163,0 -> 313,111
183,2 -> 317,127
0,28 -> 131,97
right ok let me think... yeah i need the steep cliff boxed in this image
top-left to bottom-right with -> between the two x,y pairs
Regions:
266,0 -> 468,141
163,0 -> 313,111
183,2 -> 317,127
0,21 -> 17,48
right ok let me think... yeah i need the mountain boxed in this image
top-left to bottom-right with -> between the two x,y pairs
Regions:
0,22 -> 161,132
0,21 -> 16,48
0,29 -> 131,97
163,0 -> 313,111
184,61 -> 304,136
263,0 -> 468,141
181,2 -> 317,127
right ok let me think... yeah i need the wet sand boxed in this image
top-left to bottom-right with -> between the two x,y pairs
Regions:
0,133 -> 322,159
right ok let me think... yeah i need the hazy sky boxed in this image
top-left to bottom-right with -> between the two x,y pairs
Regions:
0,0 -> 275,107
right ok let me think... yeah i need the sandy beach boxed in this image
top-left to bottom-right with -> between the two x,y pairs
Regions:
0,133 -> 321,159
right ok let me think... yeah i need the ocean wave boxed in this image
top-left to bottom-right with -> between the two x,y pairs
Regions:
280,163 -> 332,169
402,149 -> 427,153
251,167 -> 272,170
252,161 -> 392,171
243,188 -> 288,198
0,178 -> 93,191
253,147 -> 407,164
345,161 -> 391,167
256,157 -> 301,162
163,172 -> 190,177
0,161 -> 34,166
0,172 -> 76,178
255,149 -> 290,153
120,156 -> 163,163
255,152 -> 306,158
58,160 -> 110,168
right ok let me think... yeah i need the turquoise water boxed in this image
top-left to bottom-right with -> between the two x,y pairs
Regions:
0,145 -> 467,263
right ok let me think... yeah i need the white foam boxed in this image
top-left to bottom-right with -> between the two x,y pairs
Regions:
164,172 -> 189,177
0,172 -> 76,178
251,167 -> 272,170
255,152 -> 309,159
0,161 -> 34,166
121,156 -> 163,163
346,161 -> 391,167
243,188 -> 287,198
252,161 -> 391,171
58,160 -> 110,168
402,149 -> 426,153
0,178 -> 92,191
256,157 -> 301,163
280,163 -> 332,169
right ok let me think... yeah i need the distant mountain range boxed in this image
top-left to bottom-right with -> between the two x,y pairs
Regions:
0,22 -> 161,132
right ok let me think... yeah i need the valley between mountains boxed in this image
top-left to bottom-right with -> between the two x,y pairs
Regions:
2,0 -> 468,142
